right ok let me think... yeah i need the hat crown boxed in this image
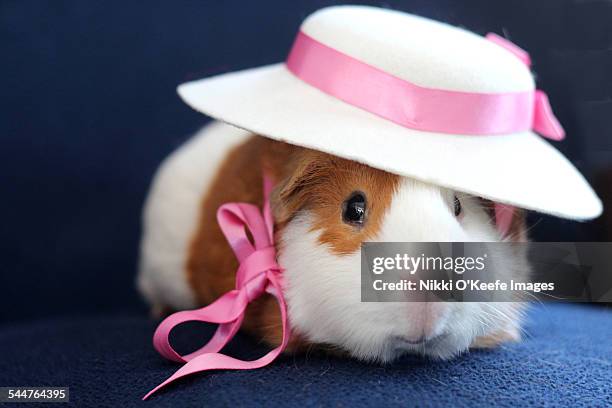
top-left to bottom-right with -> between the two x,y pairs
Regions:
301,6 -> 534,93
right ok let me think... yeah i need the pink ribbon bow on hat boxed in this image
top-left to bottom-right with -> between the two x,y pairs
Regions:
485,33 -> 565,142
143,176 -> 289,400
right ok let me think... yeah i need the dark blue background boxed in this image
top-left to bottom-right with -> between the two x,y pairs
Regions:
1,0 -> 611,322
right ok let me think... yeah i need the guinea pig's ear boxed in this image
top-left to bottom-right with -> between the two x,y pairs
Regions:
479,198 -> 529,242
271,150 -> 330,226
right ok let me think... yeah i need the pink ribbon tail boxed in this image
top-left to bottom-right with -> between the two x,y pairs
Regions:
143,175 -> 289,400
532,90 -> 565,141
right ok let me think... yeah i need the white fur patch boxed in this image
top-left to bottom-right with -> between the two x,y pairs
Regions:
137,122 -> 250,311
281,178 -> 526,361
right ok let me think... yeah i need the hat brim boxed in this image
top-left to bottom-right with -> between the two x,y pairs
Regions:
178,63 -> 602,220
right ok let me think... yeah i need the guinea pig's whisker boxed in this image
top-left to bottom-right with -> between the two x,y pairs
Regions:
482,304 -> 514,324
475,316 -> 494,330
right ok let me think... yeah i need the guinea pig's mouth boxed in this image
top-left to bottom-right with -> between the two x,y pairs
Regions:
390,333 -> 460,359
393,333 -> 448,347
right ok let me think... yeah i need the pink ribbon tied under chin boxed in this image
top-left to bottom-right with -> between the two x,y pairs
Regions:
143,176 -> 289,400
485,33 -> 565,141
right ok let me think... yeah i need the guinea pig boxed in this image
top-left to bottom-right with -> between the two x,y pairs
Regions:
138,121 -> 529,362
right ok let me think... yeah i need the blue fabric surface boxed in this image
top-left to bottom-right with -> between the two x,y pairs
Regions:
0,304 -> 610,407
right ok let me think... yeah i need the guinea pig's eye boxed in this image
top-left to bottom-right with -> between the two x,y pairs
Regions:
453,195 -> 462,217
342,191 -> 367,226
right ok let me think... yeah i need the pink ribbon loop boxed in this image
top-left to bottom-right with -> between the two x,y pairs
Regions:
485,33 -> 565,141
532,90 -> 565,141
485,33 -> 532,67
143,176 -> 289,400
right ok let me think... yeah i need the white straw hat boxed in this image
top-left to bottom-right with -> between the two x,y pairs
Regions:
177,5 -> 602,220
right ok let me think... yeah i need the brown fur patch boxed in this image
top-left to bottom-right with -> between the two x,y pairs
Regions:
274,149 -> 401,255
471,326 -> 521,348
